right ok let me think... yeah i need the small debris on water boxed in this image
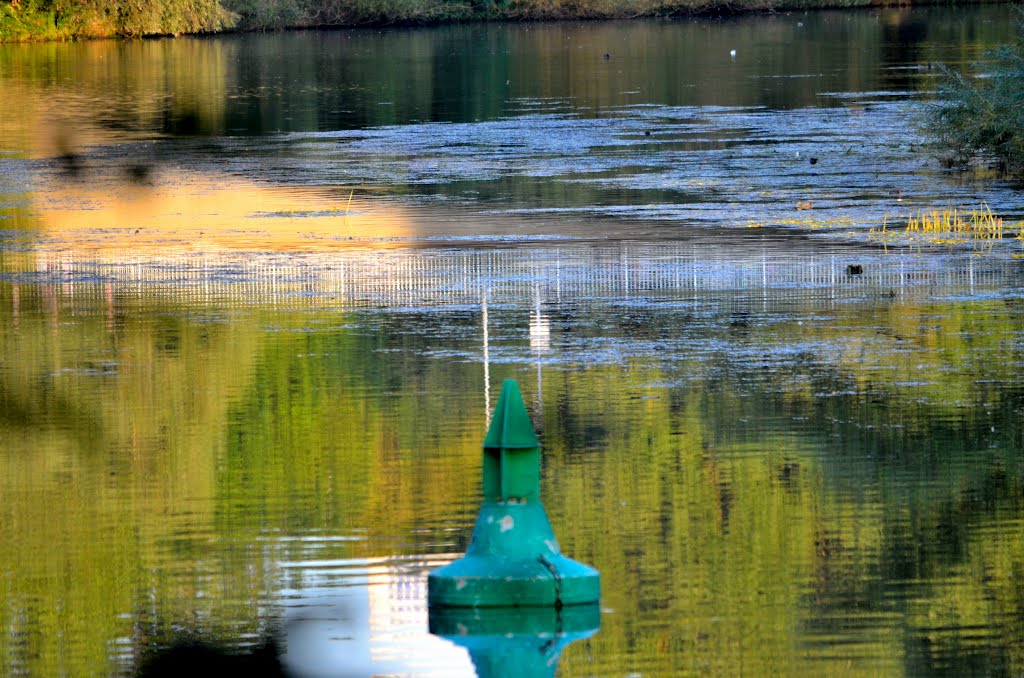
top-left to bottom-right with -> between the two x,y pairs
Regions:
847,264 -> 863,275
127,163 -> 153,184
59,152 -> 84,177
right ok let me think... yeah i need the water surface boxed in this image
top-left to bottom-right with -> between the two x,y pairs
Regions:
2,6 -> 1024,677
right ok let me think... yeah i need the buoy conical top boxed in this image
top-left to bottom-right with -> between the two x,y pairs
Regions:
481,380 -> 541,503
428,379 -> 600,608
483,380 -> 540,450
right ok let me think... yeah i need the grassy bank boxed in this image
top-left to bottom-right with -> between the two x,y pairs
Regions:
0,0 -> 1000,41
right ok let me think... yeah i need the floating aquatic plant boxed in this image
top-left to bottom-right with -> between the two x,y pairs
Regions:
746,215 -> 855,230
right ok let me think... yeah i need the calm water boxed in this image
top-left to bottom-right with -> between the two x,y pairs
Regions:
2,6 -> 1024,677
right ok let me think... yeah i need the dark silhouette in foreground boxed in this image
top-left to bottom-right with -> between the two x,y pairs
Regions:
135,637 -> 286,678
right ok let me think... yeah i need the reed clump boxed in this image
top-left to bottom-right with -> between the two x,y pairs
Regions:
871,204 -> 1024,253
904,205 -> 1004,241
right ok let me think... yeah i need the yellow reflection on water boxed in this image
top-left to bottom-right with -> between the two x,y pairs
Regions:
29,171 -> 414,253
1,78 -> 415,253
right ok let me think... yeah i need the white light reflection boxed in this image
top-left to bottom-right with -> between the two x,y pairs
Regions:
530,286 -> 550,421
529,290 -> 551,355
278,554 -> 473,677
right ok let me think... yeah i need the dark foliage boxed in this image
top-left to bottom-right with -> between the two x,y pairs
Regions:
927,8 -> 1024,177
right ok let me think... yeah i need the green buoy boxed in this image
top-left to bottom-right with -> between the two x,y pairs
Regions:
428,379 -> 600,608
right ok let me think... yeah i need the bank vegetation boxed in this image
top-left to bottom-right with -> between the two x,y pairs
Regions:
0,0 -> 1003,41
927,7 -> 1024,177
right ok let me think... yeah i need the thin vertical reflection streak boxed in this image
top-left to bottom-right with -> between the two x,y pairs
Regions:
482,287 -> 490,426
11,284 -> 18,330
533,285 -> 544,425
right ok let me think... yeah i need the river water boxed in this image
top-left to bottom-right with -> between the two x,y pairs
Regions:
2,6 -> 1024,677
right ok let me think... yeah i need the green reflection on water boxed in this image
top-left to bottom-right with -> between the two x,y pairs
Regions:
0,7 -> 1018,145
548,366 -> 1024,675
1,265 -> 1023,676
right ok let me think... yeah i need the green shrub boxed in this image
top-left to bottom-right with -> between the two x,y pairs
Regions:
115,0 -> 237,37
0,0 -> 235,40
928,8 -> 1024,177
0,1 -> 61,41
223,0 -> 303,30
